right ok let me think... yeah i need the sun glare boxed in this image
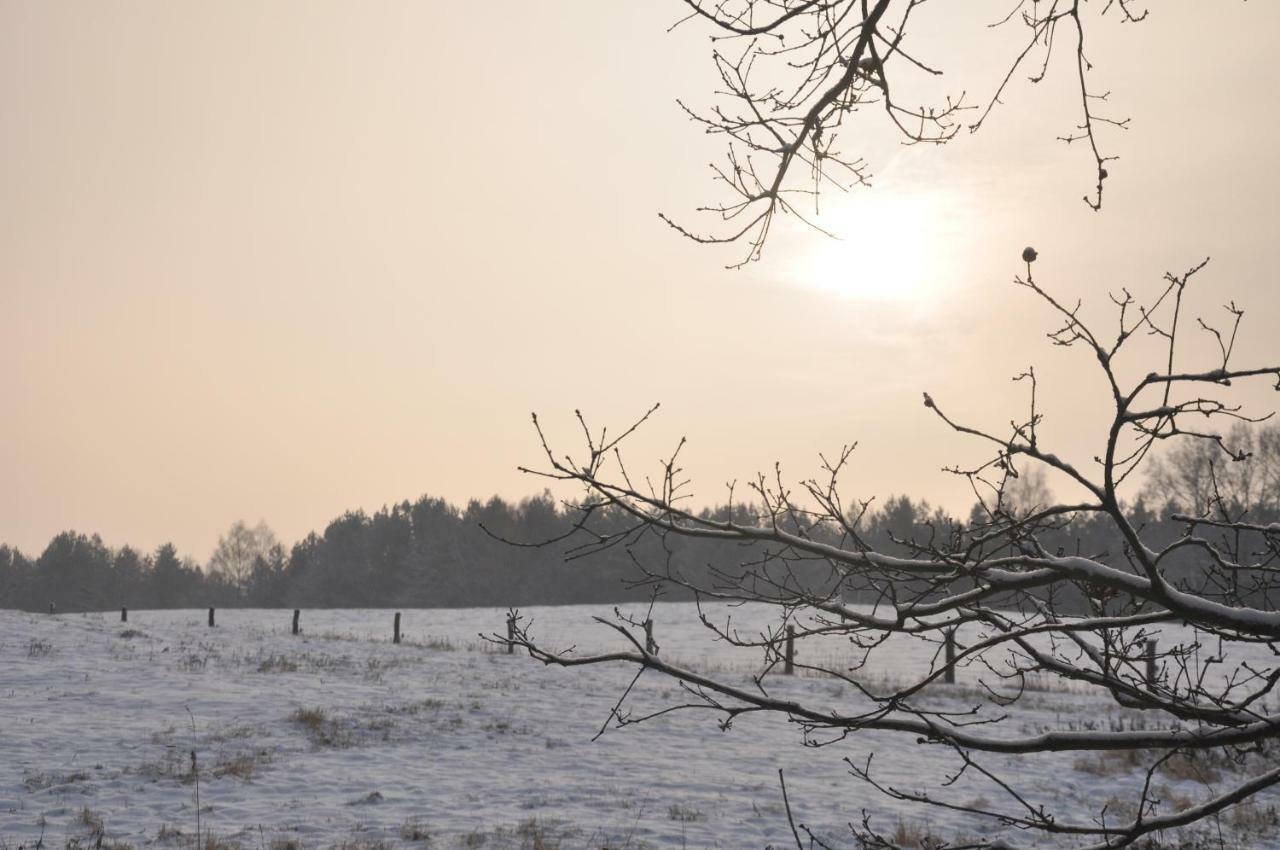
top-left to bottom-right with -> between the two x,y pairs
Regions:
787,191 -> 957,305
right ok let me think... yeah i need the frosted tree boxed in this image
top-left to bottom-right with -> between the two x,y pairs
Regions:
509,2 -> 1280,847
207,520 -> 280,595
660,0 -> 1148,266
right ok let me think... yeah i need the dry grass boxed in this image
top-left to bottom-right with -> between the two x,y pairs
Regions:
889,818 -> 944,850
291,707 -> 327,729
62,840 -> 136,850
23,769 -> 90,791
513,818 -> 564,850
152,826 -> 240,850
1073,748 -> 1144,776
399,819 -> 433,844
1153,784 -> 1196,813
289,707 -> 350,748
381,698 -> 447,716
136,748 -> 195,783
458,830 -> 487,849
1072,749 -> 1225,785
666,803 -> 705,823
256,654 -> 300,673
79,806 -> 105,835
451,819 -> 576,850
211,750 -> 271,781
1157,752 -> 1222,785
1228,798 -> 1280,836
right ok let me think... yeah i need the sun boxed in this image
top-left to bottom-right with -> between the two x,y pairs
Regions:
785,190 -> 958,305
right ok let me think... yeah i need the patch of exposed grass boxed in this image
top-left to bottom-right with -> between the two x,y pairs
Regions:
382,698 -> 447,716
155,824 -> 183,843
1157,752 -> 1222,785
458,830 -> 487,850
79,806 -> 105,835
399,819 -> 432,844
136,748 -> 195,783
23,769 -> 90,790
513,818 -> 564,850
269,840 -> 306,850
483,719 -> 531,736
212,750 -> 271,781
1229,799 -> 1280,837
666,803 -> 705,823
1073,748 -> 1144,776
888,818 -> 944,850
292,707 -> 327,729
290,707 -> 350,748
256,654 -> 300,673
1075,747 -> 1237,786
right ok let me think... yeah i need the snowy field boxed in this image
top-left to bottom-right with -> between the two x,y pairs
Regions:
1,604 -> 1277,850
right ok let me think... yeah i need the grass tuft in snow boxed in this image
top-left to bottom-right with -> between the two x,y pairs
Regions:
289,707 -> 350,748
399,819 -> 433,844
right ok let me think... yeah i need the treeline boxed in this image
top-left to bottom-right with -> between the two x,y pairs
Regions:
0,494 -> 641,612
2,423 -> 1277,613
1,491 -> 1276,614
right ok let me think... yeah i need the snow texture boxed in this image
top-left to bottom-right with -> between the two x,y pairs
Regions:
1,604 -> 1275,849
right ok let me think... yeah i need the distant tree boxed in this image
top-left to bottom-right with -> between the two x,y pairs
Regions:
1003,466 -> 1054,518
312,512 -> 376,605
0,545 -> 34,609
242,542 -> 289,606
35,532 -> 113,612
111,545 -> 146,606
1144,422 -> 1280,519
151,543 -> 198,608
208,520 -> 280,597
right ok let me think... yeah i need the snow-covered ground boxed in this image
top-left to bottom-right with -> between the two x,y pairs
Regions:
1,604 -> 1275,850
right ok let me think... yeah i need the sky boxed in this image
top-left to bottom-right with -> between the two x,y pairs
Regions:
3,2 -> 1279,561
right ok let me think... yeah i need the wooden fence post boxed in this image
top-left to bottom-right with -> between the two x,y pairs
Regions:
208,607 -> 215,628
506,614 -> 516,655
644,618 -> 656,654
1145,638 -> 1158,688
292,609 -> 300,635
944,628 -> 956,685
784,625 -> 796,675
121,607 -> 128,623
393,612 -> 401,644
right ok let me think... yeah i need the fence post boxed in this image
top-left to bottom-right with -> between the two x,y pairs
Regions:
944,628 -> 956,685
121,607 -> 128,623
784,625 -> 796,675
208,607 -> 215,628
1145,638 -> 1158,688
644,618 -> 656,654
292,609 -> 300,636
393,612 -> 401,644
506,614 -> 516,655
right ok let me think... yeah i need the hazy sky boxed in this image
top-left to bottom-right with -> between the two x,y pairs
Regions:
4,2 -> 1279,560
